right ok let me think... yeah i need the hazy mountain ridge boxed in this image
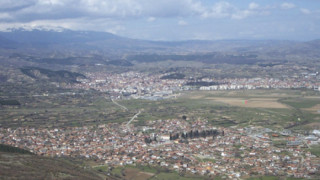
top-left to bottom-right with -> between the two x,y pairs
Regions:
0,28 -> 319,65
0,35 -> 19,48
0,29 -> 306,52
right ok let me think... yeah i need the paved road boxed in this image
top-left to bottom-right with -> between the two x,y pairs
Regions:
109,98 -> 128,111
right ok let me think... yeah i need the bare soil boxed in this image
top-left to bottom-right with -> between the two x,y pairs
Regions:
206,97 -> 289,109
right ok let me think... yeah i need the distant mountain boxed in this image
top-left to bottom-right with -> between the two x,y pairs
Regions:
0,28 -> 118,44
0,28 -> 292,53
0,35 -> 19,48
0,28 -> 319,65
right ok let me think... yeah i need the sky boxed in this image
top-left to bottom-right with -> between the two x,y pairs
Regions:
0,0 -> 319,41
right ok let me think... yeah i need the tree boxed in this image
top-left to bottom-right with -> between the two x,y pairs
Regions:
144,137 -> 152,144
194,130 -> 199,138
181,133 -> 186,139
189,130 -> 193,139
182,115 -> 187,120
200,130 -> 206,138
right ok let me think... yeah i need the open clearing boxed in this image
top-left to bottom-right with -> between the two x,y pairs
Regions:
1,89 -> 319,130
303,104 -> 320,114
123,168 -> 154,180
206,97 -> 289,109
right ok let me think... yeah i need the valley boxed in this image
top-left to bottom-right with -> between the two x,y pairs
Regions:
0,29 -> 319,180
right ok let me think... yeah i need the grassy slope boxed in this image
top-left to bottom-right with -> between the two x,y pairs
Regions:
0,151 -> 104,180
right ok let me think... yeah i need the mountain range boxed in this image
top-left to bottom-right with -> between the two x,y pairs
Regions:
0,28 -> 319,64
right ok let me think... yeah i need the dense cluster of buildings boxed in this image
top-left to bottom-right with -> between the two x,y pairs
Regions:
1,120 -> 319,179
199,75 -> 320,91
68,72 -> 185,99
65,71 -> 320,99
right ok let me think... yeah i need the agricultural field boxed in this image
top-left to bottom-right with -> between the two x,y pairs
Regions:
94,165 -> 208,180
205,97 -> 288,109
0,90 -> 134,128
1,88 -> 319,131
120,89 -> 320,130
246,176 -> 307,180
91,164 -> 311,180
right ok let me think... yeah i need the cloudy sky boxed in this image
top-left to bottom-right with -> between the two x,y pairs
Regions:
0,0 -> 319,41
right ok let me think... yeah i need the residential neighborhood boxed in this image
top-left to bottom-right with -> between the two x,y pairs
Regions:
64,71 -> 320,100
1,119 -> 319,179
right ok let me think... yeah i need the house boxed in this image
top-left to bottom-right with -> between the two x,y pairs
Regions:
281,129 -> 292,136
159,135 -> 170,141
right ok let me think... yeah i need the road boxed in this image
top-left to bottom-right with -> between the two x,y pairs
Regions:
109,98 -> 128,111
106,97 -> 141,127
126,110 -> 141,126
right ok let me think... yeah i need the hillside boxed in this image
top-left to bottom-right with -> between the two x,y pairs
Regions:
0,29 -> 319,66
20,67 -> 86,83
0,145 -> 104,180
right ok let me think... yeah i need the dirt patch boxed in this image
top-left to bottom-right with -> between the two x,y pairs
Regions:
123,168 -> 154,180
207,97 -> 289,109
303,104 -> 320,114
188,95 -> 205,99
304,122 -> 320,129
304,96 -> 320,99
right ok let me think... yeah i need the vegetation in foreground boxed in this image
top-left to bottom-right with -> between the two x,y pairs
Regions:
0,145 -> 104,180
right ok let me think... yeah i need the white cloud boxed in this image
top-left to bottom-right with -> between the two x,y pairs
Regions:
249,2 -> 259,10
0,0 -> 311,40
200,2 -> 266,20
232,10 -> 253,20
0,0 -> 270,24
39,0 -> 64,6
147,17 -> 156,22
0,13 -> 11,20
300,8 -> 311,15
201,2 -> 234,18
106,25 -> 125,35
0,0 -> 209,22
0,0 -> 37,11
281,3 -> 296,9
178,20 -> 188,26
0,17 -> 124,33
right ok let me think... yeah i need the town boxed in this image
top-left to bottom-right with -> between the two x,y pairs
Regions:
1,119 -> 319,179
64,70 -> 320,100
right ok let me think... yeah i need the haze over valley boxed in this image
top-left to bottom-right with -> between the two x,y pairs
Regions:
0,1 -> 320,180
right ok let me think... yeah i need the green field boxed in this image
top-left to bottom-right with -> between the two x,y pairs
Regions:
150,172 -> 205,180
309,145 -> 320,157
280,98 -> 320,109
0,92 -> 134,128
246,176 -> 315,180
97,165 -> 208,180
119,89 -> 320,130
1,89 -> 319,131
